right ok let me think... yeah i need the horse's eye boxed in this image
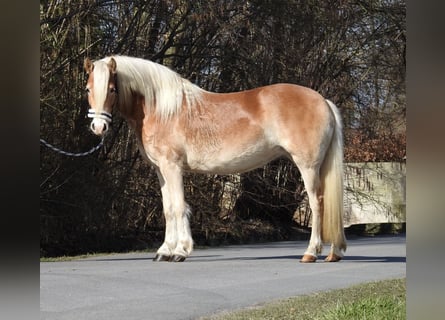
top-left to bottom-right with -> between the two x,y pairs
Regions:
110,87 -> 116,94
85,88 -> 90,94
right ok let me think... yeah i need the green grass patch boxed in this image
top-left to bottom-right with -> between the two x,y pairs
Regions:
203,278 -> 405,320
320,295 -> 405,320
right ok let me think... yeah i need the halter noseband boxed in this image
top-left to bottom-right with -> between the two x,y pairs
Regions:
87,109 -> 113,124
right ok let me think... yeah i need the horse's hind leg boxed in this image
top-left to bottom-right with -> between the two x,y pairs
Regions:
298,167 -> 324,263
153,162 -> 193,262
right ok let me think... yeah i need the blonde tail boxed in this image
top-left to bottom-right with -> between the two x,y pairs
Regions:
321,100 -> 347,252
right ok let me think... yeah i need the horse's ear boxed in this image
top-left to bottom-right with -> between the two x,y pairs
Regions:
108,58 -> 117,74
84,58 -> 94,74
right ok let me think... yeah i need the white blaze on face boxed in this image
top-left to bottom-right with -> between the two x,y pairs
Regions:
88,61 -> 112,136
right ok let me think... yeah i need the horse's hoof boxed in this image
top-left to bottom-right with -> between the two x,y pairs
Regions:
300,254 -> 317,263
153,254 -> 171,262
325,254 -> 342,262
169,255 -> 186,262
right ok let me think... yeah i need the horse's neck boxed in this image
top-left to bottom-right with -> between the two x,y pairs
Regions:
118,94 -> 145,123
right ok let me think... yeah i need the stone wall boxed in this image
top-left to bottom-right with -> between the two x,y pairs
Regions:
294,162 -> 406,227
343,162 -> 406,226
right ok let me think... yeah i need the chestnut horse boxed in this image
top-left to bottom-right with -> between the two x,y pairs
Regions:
84,55 -> 347,263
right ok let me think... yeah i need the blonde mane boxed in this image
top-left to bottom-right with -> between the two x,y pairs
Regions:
99,55 -> 203,121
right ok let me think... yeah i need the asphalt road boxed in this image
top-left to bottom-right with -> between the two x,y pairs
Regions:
40,234 -> 406,320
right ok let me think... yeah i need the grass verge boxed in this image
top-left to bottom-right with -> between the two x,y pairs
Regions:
202,278 -> 405,320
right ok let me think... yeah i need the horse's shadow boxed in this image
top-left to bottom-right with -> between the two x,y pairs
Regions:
88,254 -> 405,263
188,255 -> 406,263
340,255 -> 406,263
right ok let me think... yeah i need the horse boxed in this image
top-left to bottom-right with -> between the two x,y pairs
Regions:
83,55 -> 347,263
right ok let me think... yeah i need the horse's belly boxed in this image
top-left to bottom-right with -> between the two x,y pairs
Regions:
184,145 -> 285,175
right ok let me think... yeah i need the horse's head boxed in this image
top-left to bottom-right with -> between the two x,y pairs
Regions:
84,57 -> 117,136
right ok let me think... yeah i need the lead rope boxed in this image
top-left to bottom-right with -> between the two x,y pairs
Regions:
40,109 -> 112,157
40,137 -> 105,157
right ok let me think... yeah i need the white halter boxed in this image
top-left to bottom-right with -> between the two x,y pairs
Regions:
87,109 -> 112,124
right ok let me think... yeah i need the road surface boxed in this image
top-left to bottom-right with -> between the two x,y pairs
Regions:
40,234 -> 406,320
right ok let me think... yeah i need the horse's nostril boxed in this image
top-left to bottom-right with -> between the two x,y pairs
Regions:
91,122 -> 96,131
103,123 -> 108,132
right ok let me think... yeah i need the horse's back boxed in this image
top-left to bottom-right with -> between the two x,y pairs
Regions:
205,83 -> 328,125
258,83 -> 328,117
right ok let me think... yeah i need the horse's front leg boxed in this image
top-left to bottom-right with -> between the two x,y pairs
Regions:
152,169 -> 176,261
153,162 -> 193,262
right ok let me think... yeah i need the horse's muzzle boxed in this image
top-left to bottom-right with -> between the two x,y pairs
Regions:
90,119 -> 109,136
88,109 -> 112,136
